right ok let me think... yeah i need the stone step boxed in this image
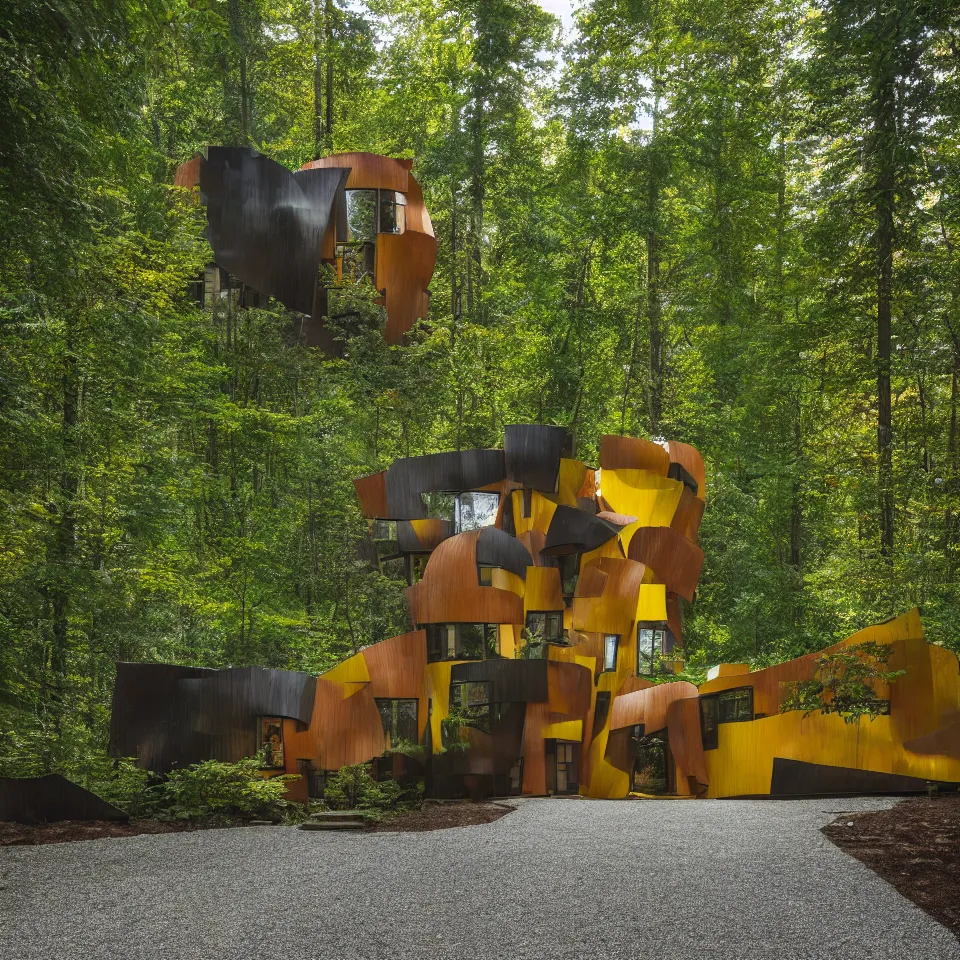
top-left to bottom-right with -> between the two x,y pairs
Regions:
298,820 -> 366,831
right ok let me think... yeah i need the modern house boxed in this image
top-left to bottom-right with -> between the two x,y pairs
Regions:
111,426 -> 960,799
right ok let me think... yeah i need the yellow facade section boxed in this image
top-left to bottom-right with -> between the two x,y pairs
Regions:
490,567 -> 525,598
602,469 -> 684,524
511,489 -> 559,537
423,661 -> 456,754
499,623 -> 519,660
637,583 -> 667,622
557,458 -> 588,506
544,720 -> 583,741
322,652 -> 371,697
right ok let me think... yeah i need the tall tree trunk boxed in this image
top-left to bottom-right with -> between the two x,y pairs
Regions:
313,0 -> 324,157
646,77 -> 663,435
324,0 -> 334,151
874,36 -> 896,559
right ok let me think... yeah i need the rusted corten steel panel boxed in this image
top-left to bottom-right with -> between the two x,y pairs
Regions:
503,424 -> 568,492
667,440 -> 706,502
110,662 -> 315,772
353,472 -> 388,519
627,527 -> 704,603
383,448 -> 506,518
671,487 -> 706,542
476,526 -> 533,580
666,696 -> 709,790
542,505 -> 624,556
301,151 -> 412,194
199,147 -> 348,315
599,435 -> 670,474
609,680 -> 700,732
0,775 -> 129,823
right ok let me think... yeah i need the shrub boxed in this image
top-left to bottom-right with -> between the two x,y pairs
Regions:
160,756 -> 300,822
92,758 -> 163,817
324,763 -> 423,813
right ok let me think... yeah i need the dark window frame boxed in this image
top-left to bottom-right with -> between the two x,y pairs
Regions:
449,680 -> 492,734
603,634 -> 620,672
699,686 -> 754,750
425,623 -> 500,662
637,621 -> 669,676
525,610 -> 564,642
375,697 -> 419,746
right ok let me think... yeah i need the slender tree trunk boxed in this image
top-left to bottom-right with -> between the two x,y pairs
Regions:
324,0 -> 334,150
874,40 -> 896,559
646,78 -> 663,436
313,0 -> 324,157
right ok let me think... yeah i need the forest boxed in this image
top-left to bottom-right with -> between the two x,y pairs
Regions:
0,0 -> 958,780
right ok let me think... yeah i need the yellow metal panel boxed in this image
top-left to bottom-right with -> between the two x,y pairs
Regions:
544,720 -> 583,741
637,583 -> 667,621
491,567 -> 525,598
602,470 -> 684,526
423,661 -> 455,754
557,459 -> 588,506
322,652 -> 371,697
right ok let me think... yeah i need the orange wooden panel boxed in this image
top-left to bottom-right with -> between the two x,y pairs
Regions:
627,527 -> 704,603
517,529 -> 547,565
407,519 -> 449,551
666,592 -> 684,646
403,173 -> 435,237
575,564 -> 608,598
668,440 -> 706,501
301,152 -> 410,193
354,472 -> 388,518
571,557 -> 646,638
375,231 -> 438,343
577,468 -> 597,500
406,530 -> 524,625
547,661 -> 593,719
609,680 -> 700,732
666,696 -> 708,790
671,487 -> 705,543
363,630 -> 427,699
521,701 -> 550,795
600,435 -> 670,475
617,676 -> 655,696
174,155 -> 202,189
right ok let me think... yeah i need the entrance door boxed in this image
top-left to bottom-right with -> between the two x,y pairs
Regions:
555,741 -> 579,794
632,733 -> 674,795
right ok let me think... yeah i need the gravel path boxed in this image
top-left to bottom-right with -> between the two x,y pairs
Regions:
1,797 -> 957,960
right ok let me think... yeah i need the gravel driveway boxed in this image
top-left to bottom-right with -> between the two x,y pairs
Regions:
1,797 -> 957,960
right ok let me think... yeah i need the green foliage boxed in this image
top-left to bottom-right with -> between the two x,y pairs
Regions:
323,763 -> 423,812
440,706 -> 476,751
161,756 -> 301,822
780,642 -> 907,724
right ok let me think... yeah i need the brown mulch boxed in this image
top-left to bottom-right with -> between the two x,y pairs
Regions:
823,794 -> 960,938
0,818 -> 221,846
369,801 -> 514,833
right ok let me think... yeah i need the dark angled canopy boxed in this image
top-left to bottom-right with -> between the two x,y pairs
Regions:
476,525 -> 533,579
542,505 -> 625,556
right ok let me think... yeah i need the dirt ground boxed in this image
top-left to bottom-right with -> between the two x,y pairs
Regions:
370,800 -> 514,832
823,793 -> 960,938
0,818 -> 218,846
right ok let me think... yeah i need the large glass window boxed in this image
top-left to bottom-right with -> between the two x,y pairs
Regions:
345,189 -> 378,242
637,623 -> 668,676
525,611 -> 564,642
258,717 -> 285,770
556,741 -> 577,794
375,698 -> 418,746
456,492 -> 499,532
449,681 -> 492,733
379,190 -> 406,235
604,634 -> 620,672
425,623 -> 499,662
718,687 -> 754,723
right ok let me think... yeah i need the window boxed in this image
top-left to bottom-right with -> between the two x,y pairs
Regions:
258,717 -> 285,769
700,687 -> 754,750
420,491 -> 499,532
378,190 -> 406,235
525,611 -> 564,642
449,681 -> 492,733
718,687 -> 754,723
637,624 -> 667,676
408,554 -> 429,584
425,623 -> 499,661
558,553 -> 580,599
700,697 -> 719,750
555,741 -> 578,794
455,492 -> 499,532
478,564 -> 494,586
372,519 -> 399,561
604,634 -> 619,672
345,189 -> 378,243
375,698 -> 418,746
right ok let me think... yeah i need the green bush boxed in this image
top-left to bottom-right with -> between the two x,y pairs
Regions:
160,756 -> 301,822
324,763 -> 423,813
92,758 -> 163,817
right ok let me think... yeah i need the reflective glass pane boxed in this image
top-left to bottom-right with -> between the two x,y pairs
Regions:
604,634 -> 619,671
445,624 -> 457,658
345,189 -> 377,242
397,700 -> 418,742
456,492 -> 499,532
485,624 -> 499,657
379,191 -> 406,235
459,623 -> 484,659
422,491 -> 456,521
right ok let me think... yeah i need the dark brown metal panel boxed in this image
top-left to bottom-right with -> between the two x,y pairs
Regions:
199,147 -> 347,315
397,519 -> 454,553
542,505 -> 625,556
110,662 -> 316,773
0,775 -> 129,823
769,758 -> 955,796
627,527 -> 704,603
384,449 -> 506,518
476,526 -> 532,580
503,424 -> 568,492
667,462 -> 699,496
450,659 -> 549,703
